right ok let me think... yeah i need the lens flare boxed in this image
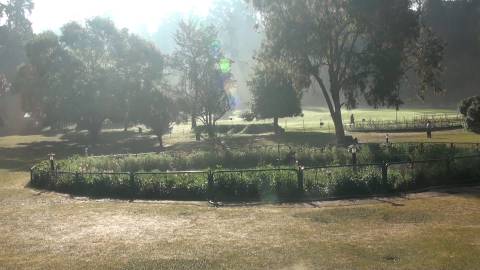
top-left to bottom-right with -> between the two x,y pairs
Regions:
219,58 -> 231,73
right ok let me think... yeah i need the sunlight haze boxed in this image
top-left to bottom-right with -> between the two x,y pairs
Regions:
30,0 -> 215,34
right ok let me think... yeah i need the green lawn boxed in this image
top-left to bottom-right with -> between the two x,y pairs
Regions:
217,107 -> 460,133
0,107 -> 479,269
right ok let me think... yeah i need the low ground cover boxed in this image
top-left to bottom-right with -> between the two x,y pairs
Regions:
30,143 -> 480,201
32,142 -> 478,173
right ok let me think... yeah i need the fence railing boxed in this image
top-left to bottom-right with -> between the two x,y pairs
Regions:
31,153 -> 480,202
85,141 -> 480,160
345,116 -> 464,132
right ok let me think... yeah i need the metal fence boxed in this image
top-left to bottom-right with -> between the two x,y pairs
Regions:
31,153 -> 480,202
86,142 -> 480,160
345,115 -> 464,132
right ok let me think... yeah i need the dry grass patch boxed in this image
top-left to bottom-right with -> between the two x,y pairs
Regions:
1,167 -> 480,269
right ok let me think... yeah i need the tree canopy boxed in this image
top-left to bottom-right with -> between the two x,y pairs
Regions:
459,96 -> 480,134
248,60 -> 302,134
18,18 -> 173,143
248,0 -> 443,143
0,0 -> 33,83
173,19 -> 233,137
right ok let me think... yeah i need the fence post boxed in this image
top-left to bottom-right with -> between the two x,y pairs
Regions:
207,170 -> 214,201
297,166 -> 304,195
129,172 -> 136,197
48,153 -> 56,171
277,144 -> 280,160
382,162 -> 388,183
74,172 -> 80,191
446,157 -> 451,175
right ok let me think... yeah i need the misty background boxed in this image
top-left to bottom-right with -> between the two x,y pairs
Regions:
12,0 -> 480,110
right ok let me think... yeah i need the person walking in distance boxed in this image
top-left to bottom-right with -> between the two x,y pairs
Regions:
426,120 -> 432,139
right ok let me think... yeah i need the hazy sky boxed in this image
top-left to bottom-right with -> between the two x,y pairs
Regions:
30,0 -> 215,34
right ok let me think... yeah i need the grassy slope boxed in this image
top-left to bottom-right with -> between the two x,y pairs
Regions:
0,108 -> 479,269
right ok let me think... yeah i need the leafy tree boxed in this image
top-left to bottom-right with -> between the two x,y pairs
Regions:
248,60 -> 302,134
130,89 -> 178,149
197,62 -> 233,137
248,0 -> 444,143
0,0 -> 33,83
208,0 -> 263,109
116,32 -> 165,131
173,19 -> 210,129
0,74 -> 11,95
17,31 -> 75,127
19,18 -> 127,140
208,0 -> 261,59
173,19 -> 233,137
58,18 -> 126,139
119,35 -> 178,148
19,18 -> 177,144
459,96 -> 480,133
419,0 -> 480,106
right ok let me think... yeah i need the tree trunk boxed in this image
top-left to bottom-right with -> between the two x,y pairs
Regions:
192,115 -> 200,141
88,121 -> 103,144
157,134 -> 164,150
123,111 -> 129,132
312,72 -> 346,144
273,116 -> 279,135
206,113 -> 215,139
331,89 -> 346,145
191,115 -> 197,129
332,110 -> 346,144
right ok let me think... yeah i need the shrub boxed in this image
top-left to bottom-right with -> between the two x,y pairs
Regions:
459,96 -> 480,133
135,172 -> 208,200
212,169 -> 298,201
29,143 -> 480,202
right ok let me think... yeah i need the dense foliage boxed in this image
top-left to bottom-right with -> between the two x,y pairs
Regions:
420,0 -> 480,107
173,20 -> 234,137
248,0 -> 444,143
15,18 -> 183,144
0,0 -> 33,83
31,148 -> 480,201
459,96 -> 480,133
33,143 -> 476,173
248,60 -> 302,134
31,143 -> 480,201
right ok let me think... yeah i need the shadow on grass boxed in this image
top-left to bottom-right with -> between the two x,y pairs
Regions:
275,132 -> 337,146
1,130 -> 336,171
0,130 -> 160,171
